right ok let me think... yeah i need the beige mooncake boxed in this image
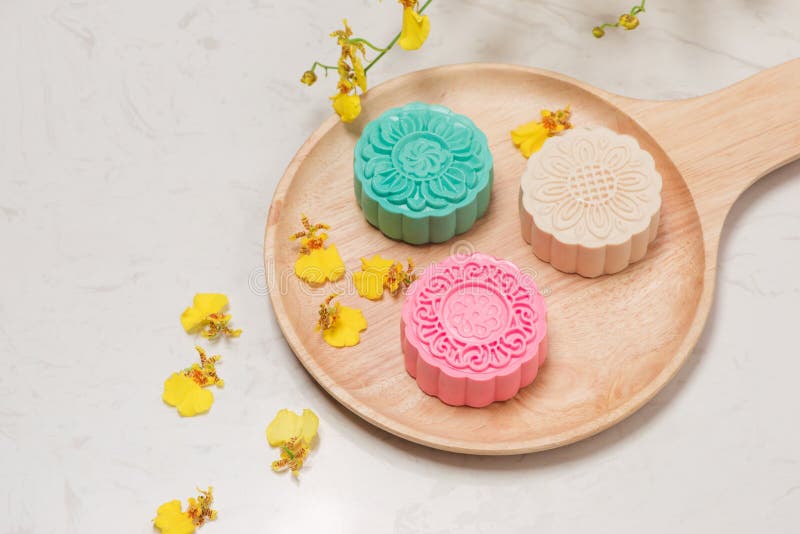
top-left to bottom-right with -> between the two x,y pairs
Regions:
519,127 -> 662,277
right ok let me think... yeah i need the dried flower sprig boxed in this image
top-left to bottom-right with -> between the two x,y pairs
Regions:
301,0 -> 434,122
593,0 -> 646,38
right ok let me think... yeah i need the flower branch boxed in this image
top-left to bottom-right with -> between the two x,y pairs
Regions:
593,0 -> 646,38
300,0 -> 433,122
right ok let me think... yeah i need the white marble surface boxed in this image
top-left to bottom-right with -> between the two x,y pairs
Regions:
1,1 -> 799,532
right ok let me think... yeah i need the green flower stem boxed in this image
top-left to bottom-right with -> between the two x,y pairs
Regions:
364,0 -> 434,74
631,0 -> 646,15
348,37 -> 386,53
310,61 -> 338,76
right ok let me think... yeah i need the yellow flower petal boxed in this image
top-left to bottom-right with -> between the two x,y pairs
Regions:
267,409 -> 302,446
178,387 -> 213,417
519,132 -> 548,158
353,55 -> 367,93
294,245 -> 346,284
511,121 -> 549,158
299,409 -> 319,446
322,304 -> 367,347
180,293 -> 229,333
331,93 -> 362,123
353,270 -> 385,300
267,408 -> 319,447
193,293 -> 228,316
320,245 -> 346,281
361,254 -> 394,274
294,253 -> 326,284
354,254 -> 395,300
162,373 -> 194,405
399,7 -> 430,50
180,306 -> 207,333
510,120 -> 542,144
154,500 -> 196,534
163,373 -> 214,417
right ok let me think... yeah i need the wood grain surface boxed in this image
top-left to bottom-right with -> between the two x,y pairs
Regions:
264,61 -> 800,454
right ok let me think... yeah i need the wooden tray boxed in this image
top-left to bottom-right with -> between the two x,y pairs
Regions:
264,61 -> 800,454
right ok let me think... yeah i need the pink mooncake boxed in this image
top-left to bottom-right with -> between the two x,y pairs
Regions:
401,252 -> 548,407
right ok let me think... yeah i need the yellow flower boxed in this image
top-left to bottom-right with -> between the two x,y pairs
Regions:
331,92 -> 362,123
353,255 -> 395,300
154,500 -> 196,534
291,214 -> 346,283
154,488 -> 216,534
619,13 -> 639,30
592,26 -> 605,38
322,303 -> 367,347
267,409 -> 319,477
163,346 -> 224,417
325,19 -> 368,123
180,294 -> 241,339
163,373 -> 214,417
294,244 -> 346,284
398,2 -> 430,51
315,293 -> 367,347
353,255 -> 417,300
511,106 -> 573,158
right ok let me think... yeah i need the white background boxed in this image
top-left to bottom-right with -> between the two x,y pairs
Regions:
1,1 -> 799,532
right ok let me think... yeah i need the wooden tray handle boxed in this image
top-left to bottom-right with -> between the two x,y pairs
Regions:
618,59 -> 800,239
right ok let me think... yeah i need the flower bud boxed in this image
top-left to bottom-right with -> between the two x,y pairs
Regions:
618,14 -> 639,30
300,70 -> 318,86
